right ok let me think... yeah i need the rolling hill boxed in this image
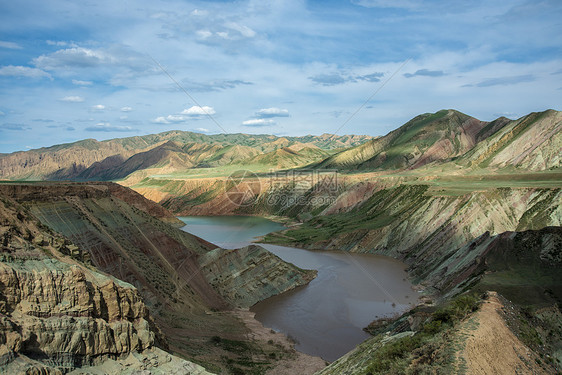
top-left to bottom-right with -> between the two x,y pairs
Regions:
2,109 -> 557,184
315,109 -> 561,172
0,131 -> 373,181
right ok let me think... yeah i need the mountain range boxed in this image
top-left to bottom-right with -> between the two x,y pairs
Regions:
1,109 -> 558,184
0,108 -> 560,374
0,131 -> 372,181
315,109 -> 561,171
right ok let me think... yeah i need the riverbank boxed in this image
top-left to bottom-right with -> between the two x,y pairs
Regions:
234,309 -> 327,374
180,215 -> 419,362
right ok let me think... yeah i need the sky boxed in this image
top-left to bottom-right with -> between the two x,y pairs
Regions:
0,0 -> 561,153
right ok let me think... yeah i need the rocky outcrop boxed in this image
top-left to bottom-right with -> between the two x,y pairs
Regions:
0,193 -> 214,374
5,346 -> 214,375
424,226 -> 562,300
67,347 -> 214,374
0,257 -> 154,369
199,245 -> 316,308
0,182 -> 223,311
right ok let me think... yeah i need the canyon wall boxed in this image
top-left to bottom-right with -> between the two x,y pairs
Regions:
315,226 -> 562,375
0,193 -> 213,374
265,185 -> 562,288
0,182 -> 317,373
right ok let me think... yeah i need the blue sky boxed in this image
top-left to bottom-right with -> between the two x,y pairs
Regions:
0,0 -> 561,152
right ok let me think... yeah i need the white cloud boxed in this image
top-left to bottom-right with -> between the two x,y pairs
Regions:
0,41 -> 22,49
85,122 -> 136,132
242,119 -> 275,127
60,95 -> 85,102
34,47 -> 111,70
120,106 -> 133,112
151,107 -> 216,126
0,111 -> 4,116
0,65 -> 52,79
256,107 -> 289,118
46,40 -> 76,47
152,113 -> 197,124
225,22 -> 256,38
351,0 -> 418,9
32,45 -> 148,75
166,115 -> 186,122
195,127 -> 209,132
181,106 -> 216,116
72,79 -> 92,85
191,9 -> 209,16
91,104 -> 105,111
216,32 -> 230,39
196,30 -> 213,39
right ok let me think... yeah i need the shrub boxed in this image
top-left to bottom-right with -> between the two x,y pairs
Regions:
210,335 -> 221,344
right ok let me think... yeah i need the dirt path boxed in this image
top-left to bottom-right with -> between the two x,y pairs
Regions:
456,291 -> 551,374
234,309 -> 327,375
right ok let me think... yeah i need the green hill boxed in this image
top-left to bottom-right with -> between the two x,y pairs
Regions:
315,109 -> 561,172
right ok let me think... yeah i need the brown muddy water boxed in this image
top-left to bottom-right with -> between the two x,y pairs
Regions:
179,216 -> 417,362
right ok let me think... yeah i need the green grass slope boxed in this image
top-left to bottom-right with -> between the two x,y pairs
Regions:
315,109 -> 486,170
314,109 -> 560,173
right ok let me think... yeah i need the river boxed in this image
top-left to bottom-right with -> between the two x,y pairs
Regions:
179,216 -> 416,362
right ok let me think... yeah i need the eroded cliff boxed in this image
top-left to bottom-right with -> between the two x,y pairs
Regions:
199,244 -> 316,308
264,185 -> 561,284
0,182 -> 319,374
0,193 -> 213,374
315,226 -> 562,374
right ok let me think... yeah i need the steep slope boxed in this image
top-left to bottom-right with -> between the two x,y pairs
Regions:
300,133 -> 379,149
196,144 -> 262,167
315,109 -> 486,170
0,193 -> 212,374
199,245 -> 316,308
425,226 -> 562,303
80,142 -> 263,180
79,140 -> 195,180
453,292 -> 554,375
265,185 -> 562,284
0,182 -> 318,373
0,138 -> 159,181
461,109 -> 562,171
316,291 -> 557,375
315,109 -> 561,172
316,226 -> 562,374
